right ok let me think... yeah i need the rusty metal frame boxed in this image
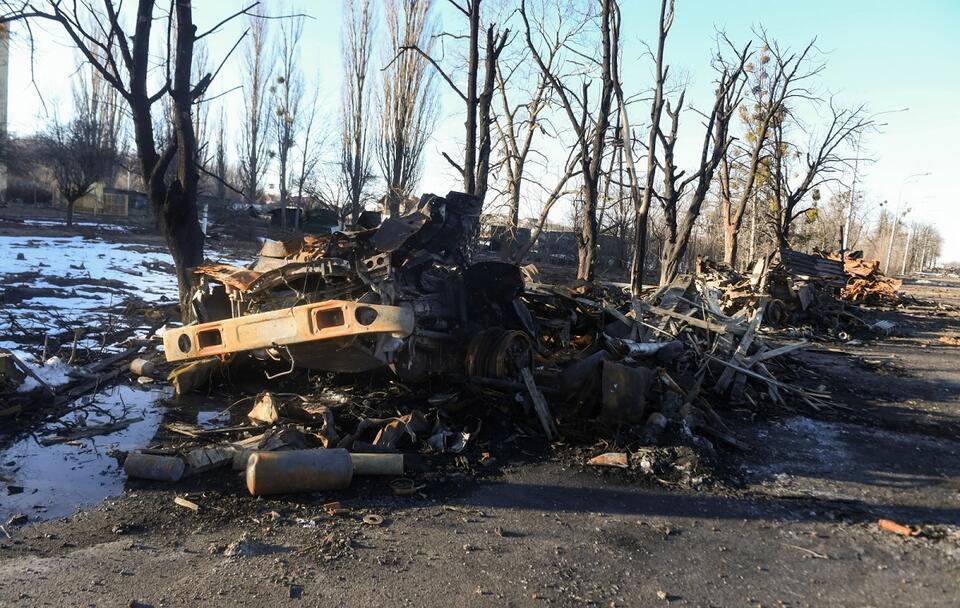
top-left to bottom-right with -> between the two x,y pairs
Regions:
163,300 -> 415,363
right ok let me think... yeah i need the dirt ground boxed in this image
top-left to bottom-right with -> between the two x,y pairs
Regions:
1,221 -> 959,607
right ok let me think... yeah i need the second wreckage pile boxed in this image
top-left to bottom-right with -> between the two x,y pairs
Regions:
126,191 -> 833,493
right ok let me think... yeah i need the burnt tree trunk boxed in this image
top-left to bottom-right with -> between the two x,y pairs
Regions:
65,198 -> 76,227
631,0 -> 672,295
723,220 -> 738,267
462,4 -> 480,196
135,0 -> 205,322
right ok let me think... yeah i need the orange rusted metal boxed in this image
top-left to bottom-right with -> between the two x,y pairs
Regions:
163,300 -> 414,363
193,263 -> 262,291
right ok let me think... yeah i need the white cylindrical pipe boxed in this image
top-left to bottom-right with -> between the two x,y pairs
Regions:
350,452 -> 405,476
124,453 -> 185,482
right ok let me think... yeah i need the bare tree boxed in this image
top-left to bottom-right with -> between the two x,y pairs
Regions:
771,99 -> 870,245
43,108 -> 119,226
492,60 -> 547,236
214,109 -> 227,204
491,0 -> 586,241
718,36 -> 819,267
274,11 -> 305,231
192,41 -> 213,169
621,0 -> 671,294
377,0 -> 437,217
655,43 -> 750,285
340,0 -> 376,224
2,1 -> 261,320
294,81 -> 323,205
512,150 -> 581,261
394,0 -> 507,200
238,9 -> 274,206
521,0 -> 614,281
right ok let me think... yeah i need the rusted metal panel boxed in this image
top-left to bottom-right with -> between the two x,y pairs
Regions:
163,300 -> 415,363
778,248 -> 845,282
193,263 -> 262,291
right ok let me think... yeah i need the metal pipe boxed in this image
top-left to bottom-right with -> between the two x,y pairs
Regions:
124,453 -> 186,482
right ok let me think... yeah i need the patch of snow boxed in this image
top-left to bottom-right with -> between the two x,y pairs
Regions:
1,233 -> 241,353
21,219 -> 133,233
17,356 -> 73,392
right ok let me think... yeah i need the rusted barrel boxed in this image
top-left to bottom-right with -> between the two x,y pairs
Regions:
124,453 -> 186,481
246,449 -> 353,496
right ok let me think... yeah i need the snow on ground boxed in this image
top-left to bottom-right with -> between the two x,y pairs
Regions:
16,355 -> 73,392
21,218 -> 133,233
0,235 -> 180,359
0,231 -> 247,523
2,230 -> 249,360
1,235 -> 178,303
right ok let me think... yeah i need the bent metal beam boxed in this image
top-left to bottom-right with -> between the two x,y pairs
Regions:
163,300 -> 415,364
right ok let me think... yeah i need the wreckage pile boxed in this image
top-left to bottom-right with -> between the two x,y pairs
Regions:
696,248 -> 903,336
110,191 -> 837,494
832,253 -> 902,303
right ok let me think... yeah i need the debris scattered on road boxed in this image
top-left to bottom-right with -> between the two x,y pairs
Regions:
878,518 -> 920,537
3,189 -> 949,534
324,501 -> 351,516
173,496 -> 200,512
587,452 -> 629,468
6,513 -> 28,527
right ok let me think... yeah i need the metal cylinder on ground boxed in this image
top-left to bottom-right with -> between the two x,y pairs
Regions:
130,358 -> 156,377
350,452 -> 405,476
232,448 -> 254,471
246,448 -> 354,496
124,452 -> 186,481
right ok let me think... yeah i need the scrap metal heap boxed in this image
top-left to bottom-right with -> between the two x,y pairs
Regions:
696,247 -> 902,334
158,191 -> 836,463
829,251 -> 902,303
164,191 -> 541,382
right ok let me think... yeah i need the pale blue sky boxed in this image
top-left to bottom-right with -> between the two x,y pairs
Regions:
5,1 -> 959,260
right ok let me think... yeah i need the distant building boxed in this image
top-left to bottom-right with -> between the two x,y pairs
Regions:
56,183 -> 149,218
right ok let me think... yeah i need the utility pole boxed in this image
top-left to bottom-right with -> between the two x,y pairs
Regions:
919,238 -> 927,273
900,223 -> 914,275
884,171 -> 930,273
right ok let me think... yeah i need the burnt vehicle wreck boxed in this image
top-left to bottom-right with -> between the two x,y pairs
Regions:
162,188 -> 833,448
164,191 -> 539,382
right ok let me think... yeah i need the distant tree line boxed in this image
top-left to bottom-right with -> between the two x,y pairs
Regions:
0,0 -> 942,322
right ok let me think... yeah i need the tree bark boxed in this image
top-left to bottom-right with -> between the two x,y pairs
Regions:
631,0 -> 672,294
462,2 -> 480,195
722,220 -> 738,267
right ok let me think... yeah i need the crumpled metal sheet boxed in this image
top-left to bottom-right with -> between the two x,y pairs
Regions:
193,263 -> 262,292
